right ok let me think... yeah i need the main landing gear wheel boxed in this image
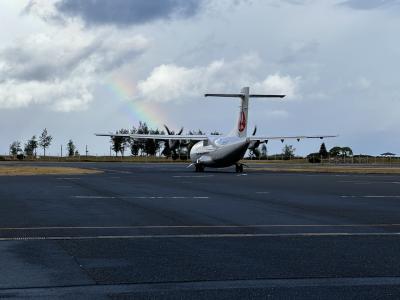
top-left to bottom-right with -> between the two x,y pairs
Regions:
235,164 -> 244,173
195,164 -> 205,172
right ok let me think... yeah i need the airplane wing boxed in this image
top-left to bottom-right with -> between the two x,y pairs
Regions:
95,133 -> 209,140
249,135 -> 338,142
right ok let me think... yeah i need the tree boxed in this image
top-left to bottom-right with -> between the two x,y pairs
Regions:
144,128 -> 161,156
130,141 -> 140,156
260,144 -> 267,159
129,126 -> 139,156
24,143 -> 33,157
319,143 -> 328,159
282,144 -> 295,160
329,146 -> 353,158
307,152 -> 321,163
67,140 -> 76,157
39,128 -> 53,157
329,146 -> 342,157
341,147 -> 353,157
111,129 -> 129,157
137,122 -> 149,156
9,141 -> 22,157
24,136 -> 38,157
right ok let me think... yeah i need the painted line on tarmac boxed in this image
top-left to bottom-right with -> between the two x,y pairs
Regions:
102,169 -> 132,174
2,232 -> 400,241
1,223 -> 400,231
71,196 -> 210,200
173,175 -> 214,178
3,276 -> 400,296
338,180 -> 400,185
341,195 -> 400,198
338,181 -> 373,185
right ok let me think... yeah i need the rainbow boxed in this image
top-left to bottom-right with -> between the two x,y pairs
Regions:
107,74 -> 177,131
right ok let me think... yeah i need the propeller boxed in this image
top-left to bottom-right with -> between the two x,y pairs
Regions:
248,126 -> 260,159
161,125 -> 184,160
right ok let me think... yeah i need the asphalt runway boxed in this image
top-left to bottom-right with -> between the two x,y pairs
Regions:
1,162 -> 400,299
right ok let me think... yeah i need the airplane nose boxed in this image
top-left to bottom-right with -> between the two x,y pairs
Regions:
198,155 -> 212,164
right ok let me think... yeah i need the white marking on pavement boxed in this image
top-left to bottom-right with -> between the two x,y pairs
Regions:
173,175 -> 214,178
2,232 -> 400,241
339,180 -> 400,185
104,170 -> 132,174
2,276 -> 400,295
72,196 -> 210,199
1,223 -> 400,231
341,195 -> 400,198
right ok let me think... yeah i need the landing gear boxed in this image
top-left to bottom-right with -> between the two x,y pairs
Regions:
195,164 -> 205,172
235,164 -> 244,173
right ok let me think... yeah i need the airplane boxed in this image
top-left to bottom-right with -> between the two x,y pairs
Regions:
96,87 -> 336,173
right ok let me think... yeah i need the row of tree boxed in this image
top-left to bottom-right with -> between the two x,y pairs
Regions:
306,143 -> 353,163
9,128 -> 86,158
110,122 -> 211,158
7,124 -> 353,161
317,143 -> 353,159
9,129 -> 53,158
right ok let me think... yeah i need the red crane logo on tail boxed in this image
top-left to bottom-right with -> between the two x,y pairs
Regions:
238,111 -> 246,132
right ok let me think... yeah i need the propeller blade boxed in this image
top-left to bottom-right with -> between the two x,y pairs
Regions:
163,124 -> 172,135
252,126 -> 257,136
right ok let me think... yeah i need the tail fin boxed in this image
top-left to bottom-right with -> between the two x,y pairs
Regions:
236,87 -> 249,138
205,87 -> 285,138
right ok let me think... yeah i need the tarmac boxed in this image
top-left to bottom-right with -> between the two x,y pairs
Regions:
1,162 -> 400,299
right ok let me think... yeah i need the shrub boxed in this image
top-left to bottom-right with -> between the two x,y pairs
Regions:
307,153 -> 321,163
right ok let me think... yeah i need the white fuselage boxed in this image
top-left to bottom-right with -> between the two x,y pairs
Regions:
190,136 -> 250,168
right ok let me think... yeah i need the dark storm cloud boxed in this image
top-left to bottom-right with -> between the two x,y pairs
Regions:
55,0 -> 204,26
340,0 -> 400,10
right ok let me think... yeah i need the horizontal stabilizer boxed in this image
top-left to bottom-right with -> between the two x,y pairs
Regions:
205,93 -> 243,97
249,94 -> 285,98
205,93 -> 285,98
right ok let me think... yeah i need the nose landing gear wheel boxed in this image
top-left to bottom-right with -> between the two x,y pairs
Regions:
195,164 -> 205,172
235,164 -> 244,173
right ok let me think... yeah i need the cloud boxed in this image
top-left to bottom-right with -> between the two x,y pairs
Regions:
0,25 -> 149,111
54,0 -> 204,26
135,54 -> 300,103
279,40 -> 319,64
0,78 -> 93,112
253,74 -> 300,98
265,110 -> 289,119
347,77 -> 372,90
22,0 -> 62,23
340,0 -> 400,10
